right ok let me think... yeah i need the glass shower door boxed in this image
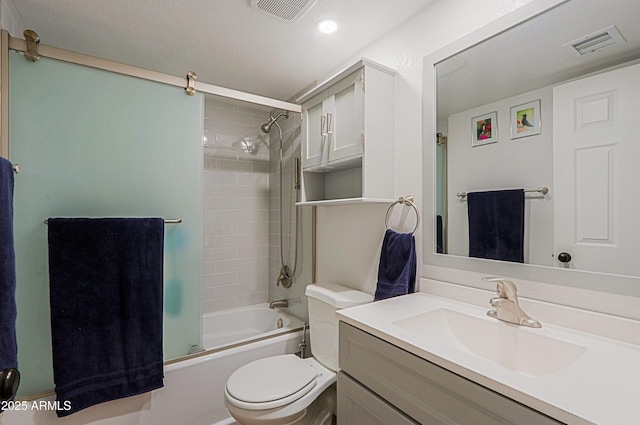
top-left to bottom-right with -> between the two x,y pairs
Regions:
9,53 -> 203,396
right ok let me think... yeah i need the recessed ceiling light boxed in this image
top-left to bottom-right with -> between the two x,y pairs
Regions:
317,19 -> 338,34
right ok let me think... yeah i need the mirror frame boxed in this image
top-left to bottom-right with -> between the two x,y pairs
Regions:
422,0 -> 640,298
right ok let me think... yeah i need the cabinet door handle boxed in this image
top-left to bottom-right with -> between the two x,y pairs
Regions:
320,115 -> 327,149
326,112 -> 333,149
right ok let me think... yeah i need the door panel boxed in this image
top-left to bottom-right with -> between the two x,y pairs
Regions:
553,63 -> 640,275
328,70 -> 364,163
302,92 -> 327,169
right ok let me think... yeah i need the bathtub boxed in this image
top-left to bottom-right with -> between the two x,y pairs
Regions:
203,303 -> 303,350
4,308 -> 303,425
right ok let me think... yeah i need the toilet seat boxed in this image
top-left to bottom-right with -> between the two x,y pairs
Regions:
225,354 -> 318,411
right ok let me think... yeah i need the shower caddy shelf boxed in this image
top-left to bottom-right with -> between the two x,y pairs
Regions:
296,58 -> 396,206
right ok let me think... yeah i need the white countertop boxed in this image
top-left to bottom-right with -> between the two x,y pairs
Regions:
337,293 -> 640,425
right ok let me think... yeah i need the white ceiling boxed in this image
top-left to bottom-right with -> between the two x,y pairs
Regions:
13,0 -> 434,102
436,0 -> 640,118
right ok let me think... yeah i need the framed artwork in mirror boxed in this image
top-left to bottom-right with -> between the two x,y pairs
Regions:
471,111 -> 498,147
511,100 -> 541,139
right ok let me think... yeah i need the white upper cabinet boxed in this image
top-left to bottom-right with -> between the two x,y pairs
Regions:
297,59 -> 395,204
302,69 -> 365,169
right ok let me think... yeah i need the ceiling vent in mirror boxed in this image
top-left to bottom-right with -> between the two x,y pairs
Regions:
563,25 -> 626,57
250,0 -> 318,23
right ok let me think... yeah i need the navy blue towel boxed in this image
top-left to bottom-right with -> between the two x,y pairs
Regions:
467,189 -> 525,263
374,229 -> 416,301
47,218 -> 165,417
0,158 -> 17,378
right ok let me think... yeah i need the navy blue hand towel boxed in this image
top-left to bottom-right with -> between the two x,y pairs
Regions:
467,189 -> 525,263
0,157 -> 17,381
47,218 -> 164,417
374,229 -> 416,301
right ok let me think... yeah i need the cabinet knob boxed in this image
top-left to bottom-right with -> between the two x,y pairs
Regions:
557,252 -> 572,263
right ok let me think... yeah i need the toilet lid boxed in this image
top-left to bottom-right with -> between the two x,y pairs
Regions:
226,355 -> 317,407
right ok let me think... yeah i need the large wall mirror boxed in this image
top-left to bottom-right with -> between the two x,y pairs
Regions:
423,0 -> 640,297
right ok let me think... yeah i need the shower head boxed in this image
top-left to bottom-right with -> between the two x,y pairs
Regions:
260,112 -> 289,133
260,122 -> 273,134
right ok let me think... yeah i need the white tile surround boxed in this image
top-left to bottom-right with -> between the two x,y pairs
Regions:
202,98 -> 272,313
202,99 -> 312,320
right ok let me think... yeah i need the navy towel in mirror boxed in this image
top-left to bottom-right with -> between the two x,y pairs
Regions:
374,229 -> 416,301
436,214 -> 444,254
0,157 -> 18,405
467,189 -> 525,263
47,218 -> 164,417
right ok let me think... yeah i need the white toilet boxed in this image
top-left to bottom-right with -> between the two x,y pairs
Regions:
224,283 -> 373,425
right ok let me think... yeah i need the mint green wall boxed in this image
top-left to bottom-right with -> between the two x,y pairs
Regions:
9,53 -> 203,396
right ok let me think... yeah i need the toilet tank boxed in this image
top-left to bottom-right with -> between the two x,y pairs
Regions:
305,283 -> 373,371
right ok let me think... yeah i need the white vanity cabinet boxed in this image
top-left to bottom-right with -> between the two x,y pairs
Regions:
297,59 -> 395,205
337,371 -> 418,425
338,322 -> 563,425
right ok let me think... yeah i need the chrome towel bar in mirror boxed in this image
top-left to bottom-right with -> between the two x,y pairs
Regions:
456,187 -> 549,199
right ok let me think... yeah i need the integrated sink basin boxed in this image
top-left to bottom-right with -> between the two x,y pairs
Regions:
337,291 -> 640,425
392,308 -> 587,377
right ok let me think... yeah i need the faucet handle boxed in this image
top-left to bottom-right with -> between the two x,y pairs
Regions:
482,276 -> 518,301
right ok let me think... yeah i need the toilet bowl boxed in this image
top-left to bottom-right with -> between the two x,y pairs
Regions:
224,283 -> 373,425
225,355 -> 335,425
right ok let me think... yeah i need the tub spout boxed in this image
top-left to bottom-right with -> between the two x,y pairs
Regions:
269,299 -> 288,309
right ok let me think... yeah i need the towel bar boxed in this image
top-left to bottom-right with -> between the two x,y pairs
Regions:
44,218 -> 182,224
457,187 -> 549,199
385,196 -> 420,236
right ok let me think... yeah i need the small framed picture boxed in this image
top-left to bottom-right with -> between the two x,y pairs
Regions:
471,112 -> 498,147
511,100 -> 541,139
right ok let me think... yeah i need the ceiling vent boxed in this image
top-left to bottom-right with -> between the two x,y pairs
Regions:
249,0 -> 318,23
563,25 -> 626,57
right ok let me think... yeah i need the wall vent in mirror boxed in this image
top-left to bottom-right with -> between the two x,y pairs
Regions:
563,25 -> 626,57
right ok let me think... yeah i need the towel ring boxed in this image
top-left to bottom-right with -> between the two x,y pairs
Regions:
385,196 -> 420,236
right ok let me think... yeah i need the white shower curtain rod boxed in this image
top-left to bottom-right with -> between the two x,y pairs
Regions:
6,34 -> 301,114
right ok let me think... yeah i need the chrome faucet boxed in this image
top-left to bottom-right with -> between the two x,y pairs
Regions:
269,299 -> 289,309
483,277 -> 541,328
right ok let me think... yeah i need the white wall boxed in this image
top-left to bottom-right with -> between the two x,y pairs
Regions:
316,203 -> 389,293
0,0 -> 25,38
446,86 -> 554,266
315,0 -> 535,295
